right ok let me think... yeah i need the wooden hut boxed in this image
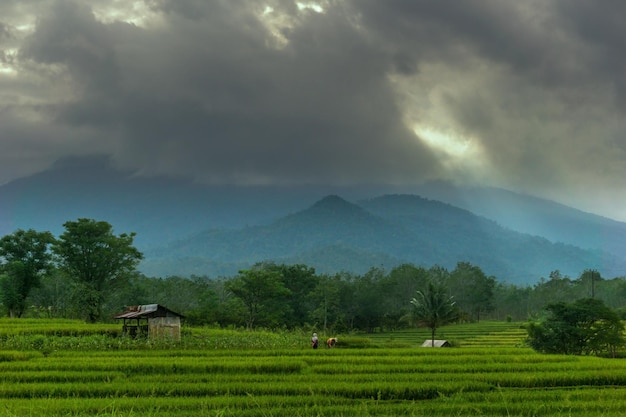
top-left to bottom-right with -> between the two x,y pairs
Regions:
114,304 -> 184,341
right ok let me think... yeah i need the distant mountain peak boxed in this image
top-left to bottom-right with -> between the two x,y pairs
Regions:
309,195 -> 368,215
272,194 -> 380,232
312,194 -> 351,207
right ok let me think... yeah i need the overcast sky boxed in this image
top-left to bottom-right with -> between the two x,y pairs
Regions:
1,0 -> 625,221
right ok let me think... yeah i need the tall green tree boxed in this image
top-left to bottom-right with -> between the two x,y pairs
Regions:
0,229 -> 55,318
349,267 -> 386,333
449,262 -> 495,321
379,264 -> 431,329
575,269 -> 603,299
255,262 -> 319,328
225,268 -> 291,330
26,269 -> 74,318
492,282 -> 532,321
533,271 -> 574,307
52,219 -> 143,323
409,281 -> 459,347
310,273 -> 343,333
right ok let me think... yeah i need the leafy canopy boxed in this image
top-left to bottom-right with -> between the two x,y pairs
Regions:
225,268 -> 291,330
52,219 -> 143,322
527,298 -> 624,356
0,229 -> 55,318
409,281 -> 459,346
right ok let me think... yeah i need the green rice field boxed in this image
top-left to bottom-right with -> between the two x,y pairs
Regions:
1,319 -> 626,416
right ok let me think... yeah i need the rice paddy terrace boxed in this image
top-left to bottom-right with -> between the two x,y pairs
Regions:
1,319 -> 626,416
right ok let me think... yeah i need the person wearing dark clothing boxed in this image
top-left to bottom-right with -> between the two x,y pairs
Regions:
311,333 -> 319,349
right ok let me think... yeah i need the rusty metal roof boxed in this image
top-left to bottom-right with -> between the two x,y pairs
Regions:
114,304 -> 183,319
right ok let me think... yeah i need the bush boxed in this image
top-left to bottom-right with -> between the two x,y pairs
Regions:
526,298 -> 624,356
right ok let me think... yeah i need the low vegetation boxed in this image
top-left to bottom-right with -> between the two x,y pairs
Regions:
1,319 -> 626,416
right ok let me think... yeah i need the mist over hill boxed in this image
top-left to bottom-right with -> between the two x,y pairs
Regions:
0,156 -> 327,248
410,182 -> 626,258
144,194 -> 623,284
1,156 -> 625,284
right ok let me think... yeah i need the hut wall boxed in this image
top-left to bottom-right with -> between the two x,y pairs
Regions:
148,316 -> 181,341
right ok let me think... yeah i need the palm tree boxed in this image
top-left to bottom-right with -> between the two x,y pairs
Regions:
410,281 -> 459,347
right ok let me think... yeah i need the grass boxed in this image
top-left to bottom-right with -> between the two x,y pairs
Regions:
1,319 -> 625,416
365,320 -> 527,348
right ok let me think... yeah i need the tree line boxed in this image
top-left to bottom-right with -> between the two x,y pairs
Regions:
1,219 -> 626,333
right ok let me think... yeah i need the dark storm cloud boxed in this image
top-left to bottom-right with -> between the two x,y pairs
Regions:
3,0 -> 626,218
20,2 -> 120,97
553,0 -> 626,107
355,0 -> 624,89
355,1 -> 626,177
0,22 -> 12,41
16,0 -> 443,184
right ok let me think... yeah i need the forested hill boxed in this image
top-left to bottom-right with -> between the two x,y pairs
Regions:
2,157 -> 626,285
409,182 -> 626,258
143,194 -> 625,284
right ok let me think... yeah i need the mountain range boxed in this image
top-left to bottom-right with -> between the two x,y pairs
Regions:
1,156 -> 625,285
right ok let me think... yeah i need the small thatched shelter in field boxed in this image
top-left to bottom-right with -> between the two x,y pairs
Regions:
114,304 -> 184,341
421,339 -> 451,348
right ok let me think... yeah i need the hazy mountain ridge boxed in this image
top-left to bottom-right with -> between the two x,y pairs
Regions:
149,195 -> 419,266
0,156 -> 322,248
1,157 -> 625,284
145,194 -> 624,284
411,182 -> 626,257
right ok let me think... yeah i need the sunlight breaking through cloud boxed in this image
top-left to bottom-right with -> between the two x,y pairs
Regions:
414,126 -> 492,184
296,3 -> 324,13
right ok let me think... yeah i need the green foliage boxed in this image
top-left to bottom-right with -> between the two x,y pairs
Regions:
329,335 -> 373,348
3,321 -> 626,416
1,218 -> 624,334
367,321 -> 526,348
409,281 -> 460,346
448,261 -> 496,322
309,273 -> 343,333
52,219 -> 143,323
576,268 -> 603,299
225,268 -> 291,329
378,264 -> 431,329
344,267 -> 387,333
0,351 -> 39,362
254,262 -> 318,328
0,229 -> 55,318
526,298 -> 625,355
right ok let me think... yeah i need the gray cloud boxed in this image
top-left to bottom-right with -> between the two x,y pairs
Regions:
352,0 -> 626,207
2,0 -> 626,220
0,22 -> 12,42
15,0 -> 443,184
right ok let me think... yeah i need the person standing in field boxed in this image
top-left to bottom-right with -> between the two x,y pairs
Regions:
311,333 -> 319,349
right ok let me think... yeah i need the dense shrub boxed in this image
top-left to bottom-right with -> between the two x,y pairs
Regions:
526,298 -> 624,356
